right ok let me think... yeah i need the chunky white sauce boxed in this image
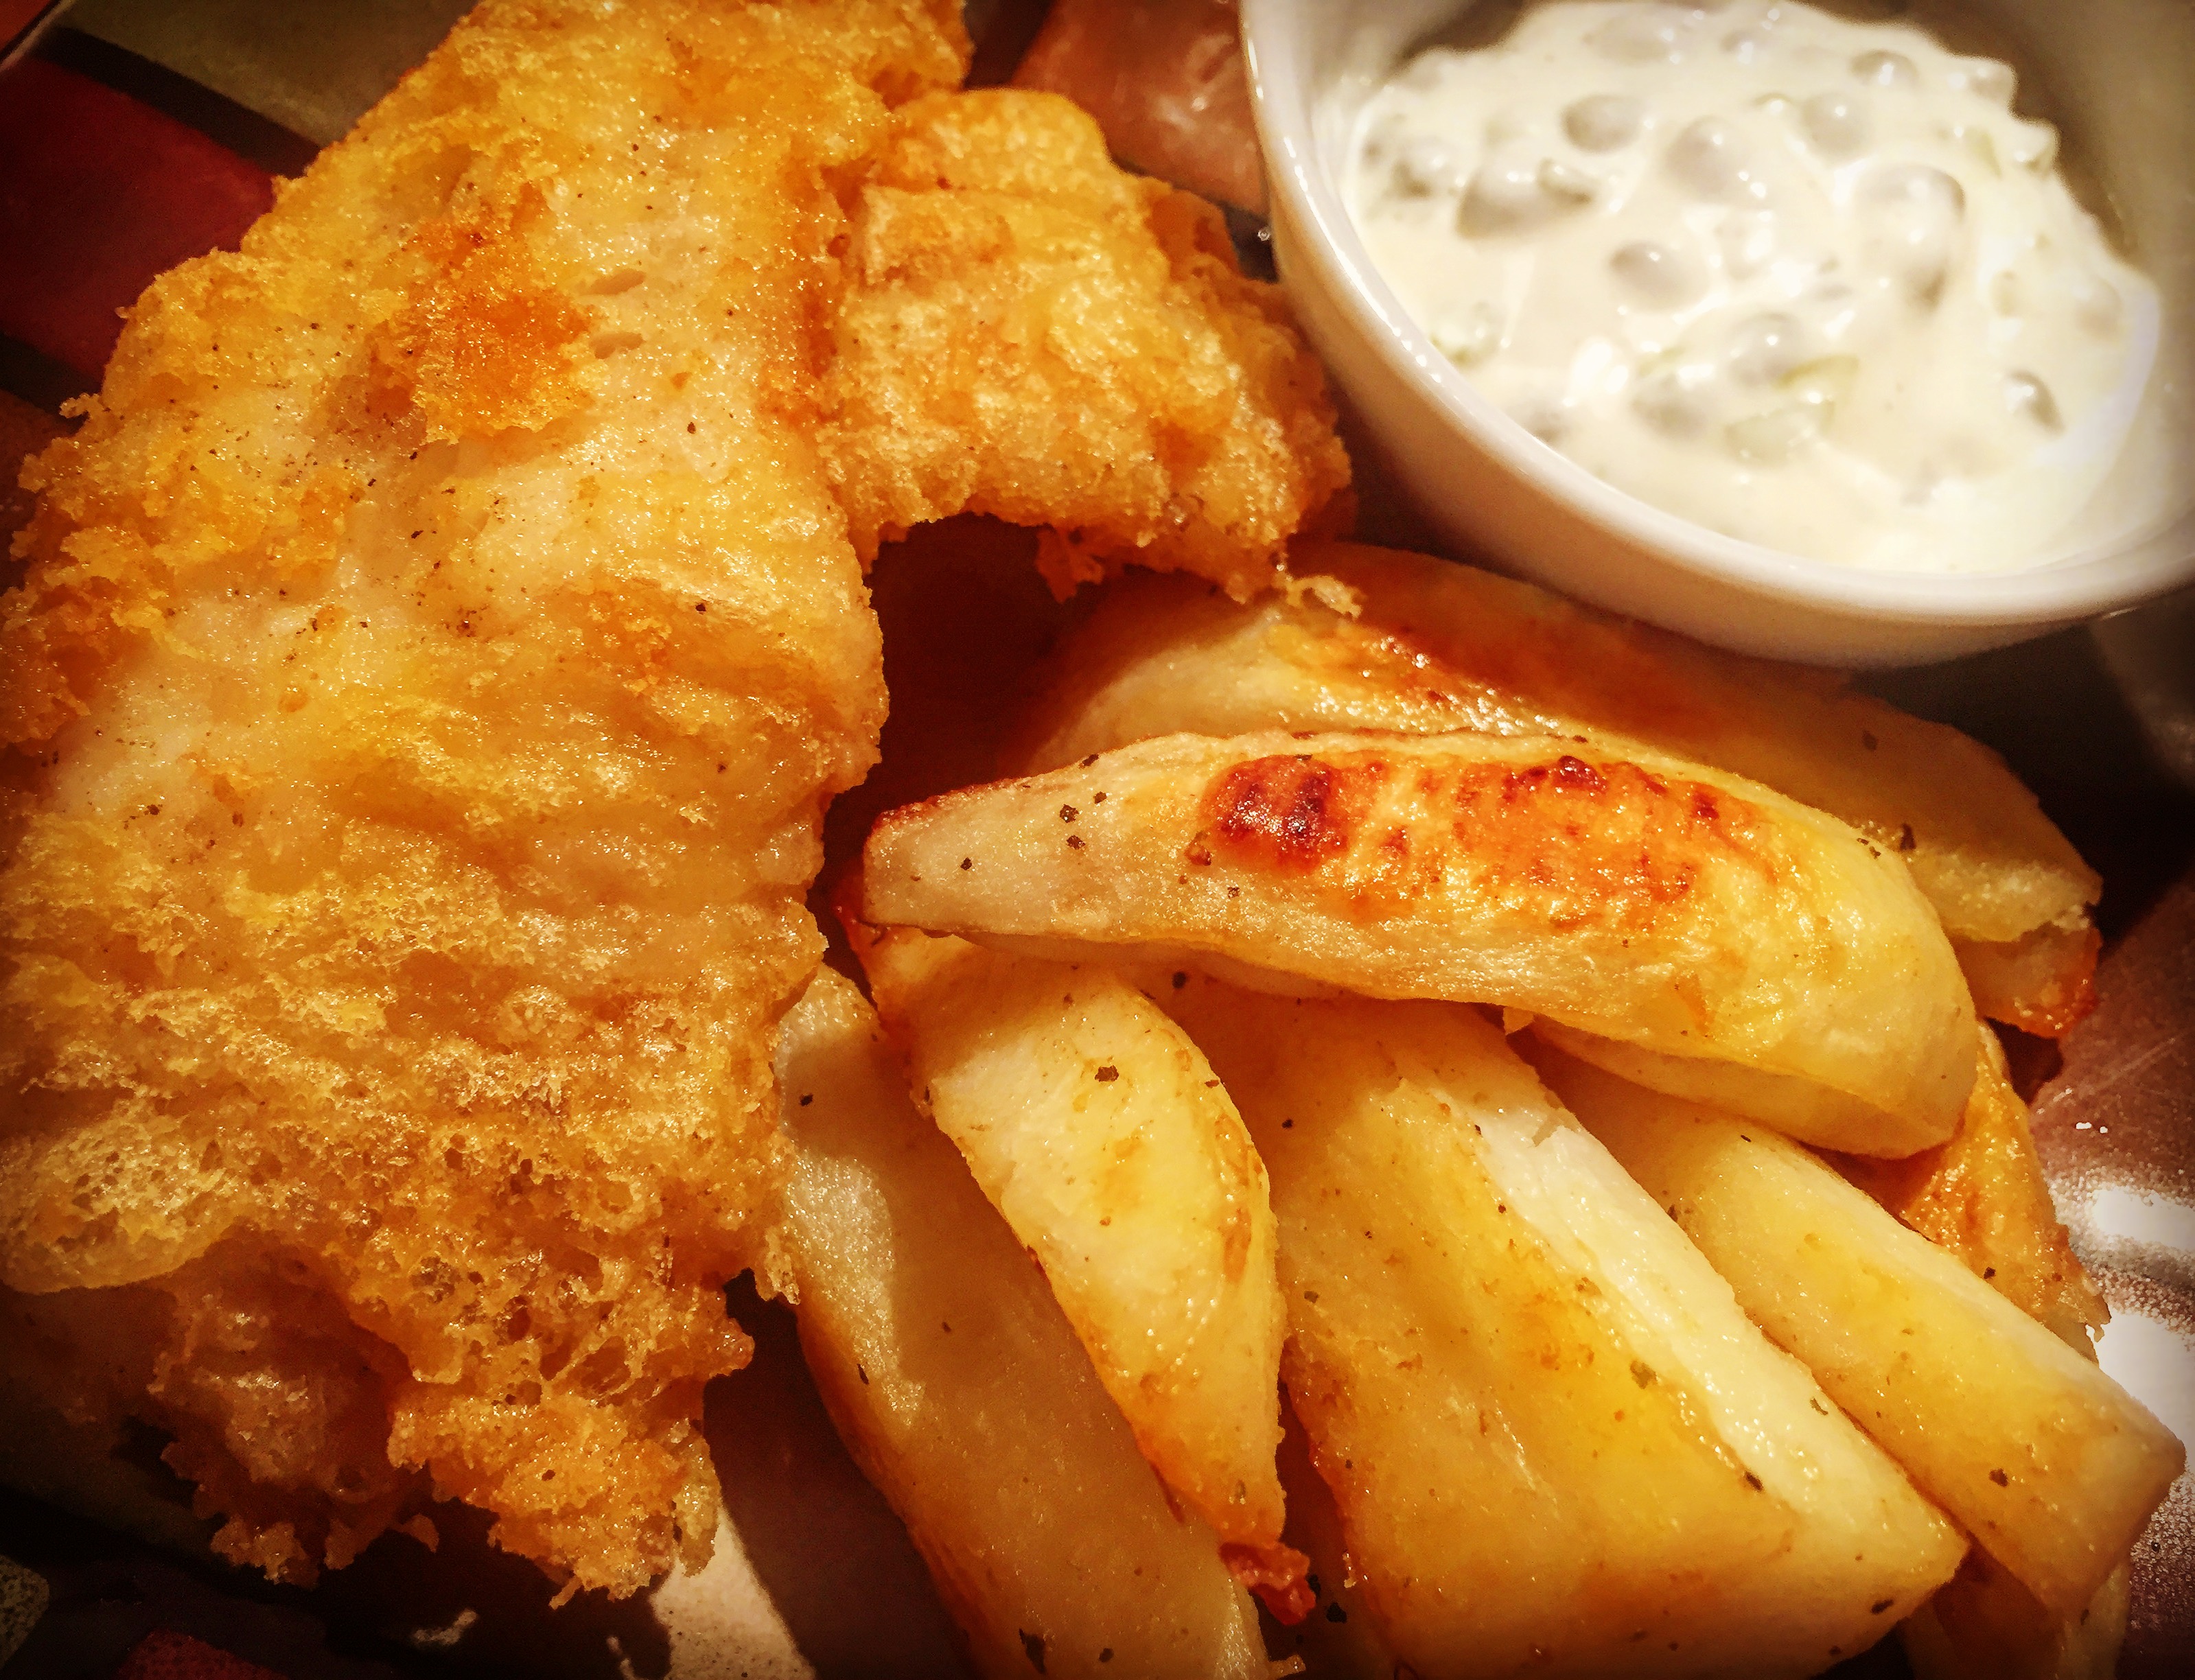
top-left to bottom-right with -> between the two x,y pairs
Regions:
1345,0 -> 2159,570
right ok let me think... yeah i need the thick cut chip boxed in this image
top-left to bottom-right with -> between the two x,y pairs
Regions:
1903,1554 -> 2130,1680
0,0 -> 964,1594
1266,1401 -> 1396,1680
1007,544 -> 2101,1033
776,968 -> 1270,1680
1525,1016 -> 1984,1161
1835,1029 -> 2108,1353
845,919 -> 1292,1580
816,89 -> 1350,600
865,730 -> 1975,1154
1534,1047 -> 2181,1617
1154,979 -> 1963,1679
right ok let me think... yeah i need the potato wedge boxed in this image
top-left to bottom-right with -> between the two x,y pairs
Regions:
1949,927 -> 2102,1043
1531,1046 -> 2182,1617
1903,1554 -> 2130,1680
843,919 -> 1292,1572
775,969 -> 1270,1680
1266,1401 -> 1395,1680
1527,1016 -> 1973,1158
1007,545 -> 2101,1034
1836,1027 -> 2107,1354
1155,977 -> 1964,1679
865,730 -> 1975,1154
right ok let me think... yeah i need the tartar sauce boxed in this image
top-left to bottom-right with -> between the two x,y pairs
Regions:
1345,0 -> 2159,570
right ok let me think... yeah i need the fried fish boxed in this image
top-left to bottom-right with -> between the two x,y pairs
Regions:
0,0 -> 1344,1597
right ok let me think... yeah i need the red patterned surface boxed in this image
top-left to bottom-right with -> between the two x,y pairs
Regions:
1,0 -> 52,50
114,1630 -> 288,1680
0,56 -> 272,379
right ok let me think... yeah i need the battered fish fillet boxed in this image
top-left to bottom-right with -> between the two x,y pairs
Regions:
0,0 -> 1346,1607
0,0 -> 974,1596
818,87 -> 1350,600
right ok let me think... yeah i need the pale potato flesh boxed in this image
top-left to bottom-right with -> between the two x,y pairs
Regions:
1526,1019 -> 1964,1163
1007,544 -> 2101,1035
864,730 -> 1975,1154
1532,1048 -> 2183,1618
846,923 -> 1289,1563
1153,978 -> 1964,1679
776,969 -> 1268,1680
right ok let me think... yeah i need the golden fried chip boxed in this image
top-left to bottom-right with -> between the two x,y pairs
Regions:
864,730 -> 1976,1154
778,968 -> 1271,1680
1008,543 -> 2102,1034
1836,1028 -> 2109,1353
846,920 -> 1291,1574
1535,1046 -> 2179,1617
1159,979 -> 1963,1678
1903,1553 -> 2130,1680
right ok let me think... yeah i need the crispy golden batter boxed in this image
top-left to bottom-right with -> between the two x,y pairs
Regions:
818,89 -> 1351,600
0,0 -> 958,1597
0,395 -> 62,581
0,0 -> 1349,1602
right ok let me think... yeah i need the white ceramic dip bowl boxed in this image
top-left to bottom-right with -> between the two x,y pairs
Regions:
1241,0 -> 2194,665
